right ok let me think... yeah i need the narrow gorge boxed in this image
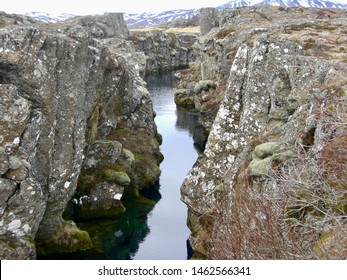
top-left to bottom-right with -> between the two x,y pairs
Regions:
1,5 -> 346,260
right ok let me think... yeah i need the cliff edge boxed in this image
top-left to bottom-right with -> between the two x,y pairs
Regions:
180,6 -> 347,259
0,12 -> 161,259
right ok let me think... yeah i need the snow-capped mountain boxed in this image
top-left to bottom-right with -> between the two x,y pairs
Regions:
124,9 -> 199,29
25,0 -> 347,27
125,0 -> 347,28
255,0 -> 346,9
25,12 -> 74,23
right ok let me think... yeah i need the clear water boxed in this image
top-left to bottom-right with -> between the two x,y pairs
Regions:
133,73 -> 201,260
38,72 -> 200,260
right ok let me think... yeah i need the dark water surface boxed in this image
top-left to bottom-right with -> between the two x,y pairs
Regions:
39,72 -> 200,260
133,73 -> 201,260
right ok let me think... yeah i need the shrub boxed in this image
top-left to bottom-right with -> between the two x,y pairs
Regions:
215,28 -> 236,40
208,95 -> 347,259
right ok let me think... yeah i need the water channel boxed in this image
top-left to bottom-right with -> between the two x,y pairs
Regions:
133,73 -> 202,259
39,72 -> 201,260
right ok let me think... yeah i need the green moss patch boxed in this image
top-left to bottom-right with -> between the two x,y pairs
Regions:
103,170 -> 131,186
36,221 -> 93,256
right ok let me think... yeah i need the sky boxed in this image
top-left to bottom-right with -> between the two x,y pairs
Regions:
0,0 -> 231,15
1,0 -> 346,15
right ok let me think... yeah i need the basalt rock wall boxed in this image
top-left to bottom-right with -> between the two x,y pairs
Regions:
181,7 -> 347,259
130,30 -> 197,76
0,12 -> 161,259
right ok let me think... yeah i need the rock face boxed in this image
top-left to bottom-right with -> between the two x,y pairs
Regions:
0,12 -> 161,259
130,30 -> 197,75
200,8 -> 219,36
180,7 -> 347,259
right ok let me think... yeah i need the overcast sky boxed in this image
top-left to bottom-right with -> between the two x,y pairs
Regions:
1,0 -> 347,15
0,0 -> 231,15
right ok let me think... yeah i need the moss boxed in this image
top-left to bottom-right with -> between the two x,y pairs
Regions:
292,37 -> 301,44
248,157 -> 272,175
103,170 -> 131,186
174,96 -> 195,110
157,152 -> 164,164
252,142 -> 280,159
139,164 -> 161,189
76,174 -> 99,196
76,202 -> 126,220
167,32 -> 177,45
135,193 -> 158,207
114,127 -> 129,135
36,221 -> 93,256
155,133 -> 163,145
103,125 -> 162,190
123,149 -> 135,165
189,252 -> 208,260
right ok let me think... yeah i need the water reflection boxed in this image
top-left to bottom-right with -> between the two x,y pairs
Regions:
176,109 -> 205,154
133,72 -> 200,260
39,72 -> 201,260
39,195 -> 155,260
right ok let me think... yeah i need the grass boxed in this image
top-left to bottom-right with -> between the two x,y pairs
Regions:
215,28 -> 236,40
207,94 -> 347,260
130,26 -> 200,34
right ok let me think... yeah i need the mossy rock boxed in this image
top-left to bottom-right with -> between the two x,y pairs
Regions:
271,150 -> 295,164
189,252 -> 208,260
156,152 -> 164,164
123,149 -> 135,165
73,181 -> 126,220
103,170 -> 131,186
76,201 -> 126,220
248,157 -> 272,175
155,133 -> 163,145
174,88 -> 195,110
193,80 -> 216,94
140,164 -> 161,189
36,221 -> 93,256
76,174 -> 99,196
167,32 -> 177,45
252,142 -> 280,159
175,96 -> 195,110
107,126 -> 162,190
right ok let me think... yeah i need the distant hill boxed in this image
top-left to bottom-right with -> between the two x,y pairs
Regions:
25,0 -> 347,28
25,12 -> 74,23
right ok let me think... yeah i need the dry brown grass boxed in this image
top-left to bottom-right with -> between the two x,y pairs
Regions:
130,26 -> 200,34
208,94 -> 347,260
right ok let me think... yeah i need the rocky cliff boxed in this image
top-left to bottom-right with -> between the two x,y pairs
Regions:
0,12 -> 162,259
130,29 -> 197,76
180,6 -> 347,259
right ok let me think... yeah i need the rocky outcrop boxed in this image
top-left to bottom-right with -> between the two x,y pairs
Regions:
200,8 -> 219,36
180,7 -> 347,259
0,12 -> 161,259
130,29 -> 197,75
